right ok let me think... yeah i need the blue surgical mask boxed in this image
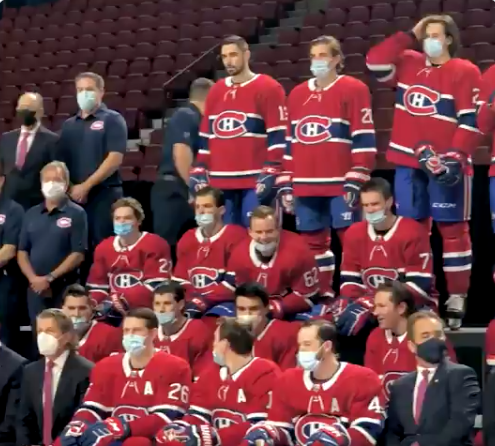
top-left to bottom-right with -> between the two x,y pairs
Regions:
114,222 -> 133,236
423,38 -> 443,58
254,241 -> 277,256
155,311 -> 175,325
195,213 -> 214,228
310,59 -> 331,78
213,350 -> 226,367
297,351 -> 320,371
71,316 -> 89,331
77,90 -> 98,112
416,337 -> 446,364
122,334 -> 146,355
365,209 -> 387,226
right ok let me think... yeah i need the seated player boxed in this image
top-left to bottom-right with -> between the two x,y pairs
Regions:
173,186 -> 246,318
235,282 -> 297,370
61,283 -> 122,362
243,319 -> 385,446
155,318 -> 281,446
223,205 -> 325,320
366,281 -> 456,401
87,197 -> 172,310
58,308 -> 191,446
153,280 -> 213,379
335,178 -> 434,336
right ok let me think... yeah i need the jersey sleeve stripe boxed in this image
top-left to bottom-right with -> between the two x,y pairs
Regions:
366,63 -> 396,82
246,412 -> 268,423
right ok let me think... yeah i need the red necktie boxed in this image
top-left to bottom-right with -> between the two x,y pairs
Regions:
16,132 -> 29,169
414,369 -> 430,423
43,360 -> 54,446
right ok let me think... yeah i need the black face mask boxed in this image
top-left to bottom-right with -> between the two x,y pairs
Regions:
416,337 -> 447,364
17,109 -> 37,127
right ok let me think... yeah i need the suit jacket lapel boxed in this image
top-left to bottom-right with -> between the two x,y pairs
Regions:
401,372 -> 417,424
35,360 -> 45,424
53,352 -> 75,421
23,128 -> 42,167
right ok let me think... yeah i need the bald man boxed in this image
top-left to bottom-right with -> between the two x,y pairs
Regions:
0,92 -> 58,209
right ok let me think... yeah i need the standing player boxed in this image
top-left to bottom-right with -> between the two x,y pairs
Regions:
243,320 -> 385,446
366,15 -> 481,329
190,35 -> 287,227
336,178 -> 434,336
58,308 -> 191,446
282,35 -> 377,296
173,186 -> 246,318
155,319 -> 280,446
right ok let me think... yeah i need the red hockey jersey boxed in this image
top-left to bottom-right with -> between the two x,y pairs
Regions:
365,327 -> 457,400
485,319 -> 495,370
78,321 -> 122,363
87,232 -> 171,309
181,357 -> 280,446
366,32 -> 481,169
197,74 -> 287,189
477,64 -> 495,176
173,225 -> 246,303
253,320 -> 298,370
340,217 -> 436,309
154,319 -> 213,380
265,363 -> 384,446
285,76 -> 377,196
224,230 -> 322,318
73,351 -> 191,438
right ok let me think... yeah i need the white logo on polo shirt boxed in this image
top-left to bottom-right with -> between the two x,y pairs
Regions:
90,121 -> 104,130
0,214 -> 6,224
57,217 -> 72,228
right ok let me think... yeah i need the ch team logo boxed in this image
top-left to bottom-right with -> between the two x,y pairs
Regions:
112,406 -> 148,422
189,266 -> 220,290
294,115 -> 332,144
212,111 -> 247,138
110,270 -> 143,289
294,414 -> 341,444
403,85 -> 440,116
362,267 -> 399,289
382,371 -> 408,399
212,408 -> 245,429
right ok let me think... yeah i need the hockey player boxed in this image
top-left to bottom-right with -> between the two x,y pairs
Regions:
173,186 -> 246,318
281,35 -> 377,296
58,308 -> 191,446
190,35 -> 288,227
155,318 -> 281,446
223,206 -> 325,320
235,281 -> 298,369
61,283 -> 122,362
485,318 -> 495,373
336,178 -> 434,336
152,280 -> 213,379
243,319 -> 385,446
87,197 -> 172,310
366,15 -> 481,329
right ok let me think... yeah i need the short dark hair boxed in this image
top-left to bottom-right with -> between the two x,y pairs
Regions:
125,307 -> 159,329
360,177 -> 393,201
218,318 -> 254,355
376,281 -> 416,317
301,319 -> 338,352
195,186 -> 225,207
419,14 -> 461,57
189,77 -> 214,100
75,72 -> 105,90
406,310 -> 444,341
63,284 -> 90,303
235,282 -> 269,307
153,280 -> 185,302
221,35 -> 248,51
37,308 -> 77,349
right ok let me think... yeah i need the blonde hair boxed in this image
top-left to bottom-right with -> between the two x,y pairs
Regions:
37,308 -> 77,350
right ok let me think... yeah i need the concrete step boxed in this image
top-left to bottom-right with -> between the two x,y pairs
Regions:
259,33 -> 279,44
279,15 -> 304,27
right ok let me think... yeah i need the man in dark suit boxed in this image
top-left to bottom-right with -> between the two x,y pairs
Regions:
0,339 -> 27,446
16,308 -> 93,446
0,92 -> 58,210
386,311 -> 480,446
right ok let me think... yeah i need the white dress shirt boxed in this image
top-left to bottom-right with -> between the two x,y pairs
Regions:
45,350 -> 70,402
412,365 -> 437,417
16,122 -> 40,163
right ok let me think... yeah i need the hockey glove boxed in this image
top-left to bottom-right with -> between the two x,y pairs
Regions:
435,151 -> 465,186
79,417 -> 130,446
306,423 -> 351,446
275,171 -> 294,214
189,167 -> 209,196
243,424 -> 280,446
331,296 -> 373,336
184,297 -> 208,319
268,299 -> 284,320
416,143 -> 446,176
60,420 -> 90,446
343,167 -> 371,209
156,422 -> 219,446
256,166 -> 279,203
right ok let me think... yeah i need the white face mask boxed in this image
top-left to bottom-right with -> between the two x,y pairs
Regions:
237,314 -> 261,327
42,181 -> 66,199
297,351 -> 320,371
37,332 -> 59,356
254,241 -> 277,256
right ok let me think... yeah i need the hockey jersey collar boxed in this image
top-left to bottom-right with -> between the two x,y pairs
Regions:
225,74 -> 260,88
113,231 -> 148,252
249,240 -> 279,268
303,361 -> 347,391
78,320 -> 97,348
256,320 -> 275,341
219,356 -> 258,382
384,329 -> 407,344
308,75 -> 343,92
157,318 -> 191,341
195,225 -> 228,244
367,216 -> 402,242
122,352 -> 145,377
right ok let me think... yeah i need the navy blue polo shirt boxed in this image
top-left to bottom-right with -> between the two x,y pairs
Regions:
0,196 -> 24,271
58,104 -> 128,187
18,199 -> 88,276
158,103 -> 202,177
